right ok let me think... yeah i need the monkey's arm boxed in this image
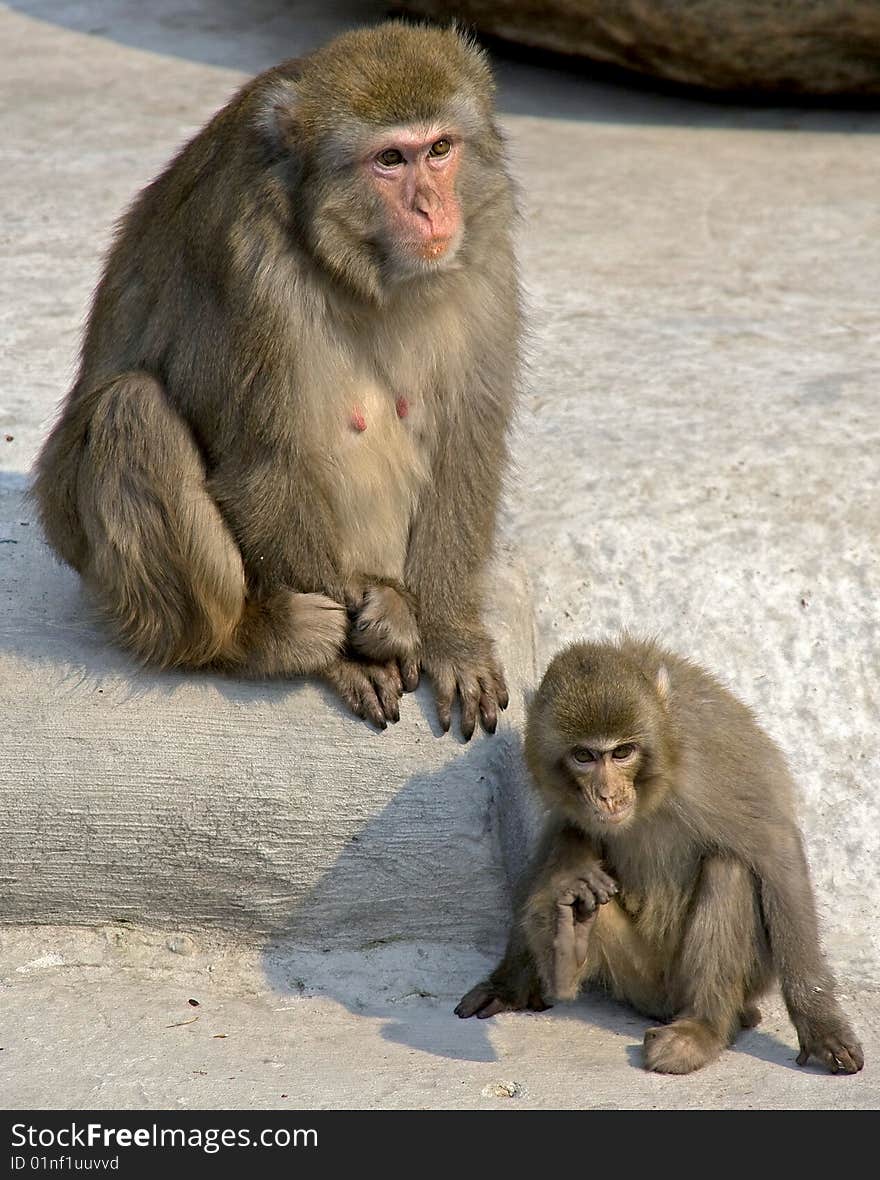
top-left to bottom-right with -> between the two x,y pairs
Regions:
456,822 -> 616,1017
755,825 -> 863,1074
404,411 -> 510,740
521,824 -> 617,1001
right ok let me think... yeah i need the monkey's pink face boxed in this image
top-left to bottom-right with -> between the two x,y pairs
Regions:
564,742 -> 641,828
364,127 -> 463,272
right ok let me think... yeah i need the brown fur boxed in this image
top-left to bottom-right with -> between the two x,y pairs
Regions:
456,637 -> 864,1075
33,22 -> 520,735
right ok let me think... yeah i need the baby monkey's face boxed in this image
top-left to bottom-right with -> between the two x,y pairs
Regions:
563,740 -> 642,828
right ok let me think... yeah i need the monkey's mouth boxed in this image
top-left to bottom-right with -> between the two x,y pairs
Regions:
420,235 -> 453,258
595,800 -> 635,825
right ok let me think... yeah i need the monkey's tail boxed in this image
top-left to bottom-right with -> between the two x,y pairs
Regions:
61,372 -> 248,668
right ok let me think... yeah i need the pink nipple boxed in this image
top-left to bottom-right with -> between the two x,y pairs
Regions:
350,408 -> 367,432
395,397 -> 409,420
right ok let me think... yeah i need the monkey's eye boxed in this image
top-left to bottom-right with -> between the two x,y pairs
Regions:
429,139 -> 452,157
376,148 -> 404,168
571,747 -> 596,764
612,743 -> 637,761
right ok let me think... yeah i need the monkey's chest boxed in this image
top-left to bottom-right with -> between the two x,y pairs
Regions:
318,380 -> 432,580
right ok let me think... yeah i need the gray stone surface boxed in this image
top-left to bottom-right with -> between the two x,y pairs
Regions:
1,474 -> 536,943
0,0 -> 878,1109
1,926 -> 878,1110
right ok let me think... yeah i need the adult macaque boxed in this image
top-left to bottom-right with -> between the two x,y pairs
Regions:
457,638 -> 864,1075
34,22 -> 518,738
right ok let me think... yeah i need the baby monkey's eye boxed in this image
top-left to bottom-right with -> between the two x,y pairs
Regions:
572,746 -> 596,764
612,743 -> 637,761
429,139 -> 452,157
377,148 -> 404,167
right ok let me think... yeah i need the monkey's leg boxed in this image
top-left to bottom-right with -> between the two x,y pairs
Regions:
642,855 -> 765,1075
404,420 -> 511,741
581,900 -> 668,1020
346,579 -> 421,690
74,374 -> 347,673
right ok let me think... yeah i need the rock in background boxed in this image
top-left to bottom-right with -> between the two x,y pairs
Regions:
400,1 -> 880,94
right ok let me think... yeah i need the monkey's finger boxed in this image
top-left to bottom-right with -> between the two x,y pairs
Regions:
382,660 -> 404,696
455,983 -> 498,1018
821,1040 -> 863,1074
357,685 -> 388,729
478,691 -> 498,734
493,668 -> 509,712
431,663 -> 456,733
476,998 -> 509,1020
572,893 -> 597,923
370,667 -> 401,723
796,1048 -> 811,1067
476,672 -> 499,733
556,889 -> 578,908
572,917 -> 592,967
553,900 -> 581,984
458,679 -> 480,742
400,658 -> 420,693
329,669 -> 387,730
832,1049 -> 863,1074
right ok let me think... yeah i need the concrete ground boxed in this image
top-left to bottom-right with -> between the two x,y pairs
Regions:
1,1 -> 878,1109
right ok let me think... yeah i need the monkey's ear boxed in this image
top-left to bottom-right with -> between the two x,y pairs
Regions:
656,665 -> 671,707
258,69 -> 303,148
272,98 -> 300,146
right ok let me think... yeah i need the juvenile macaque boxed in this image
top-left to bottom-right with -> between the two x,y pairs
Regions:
34,22 -> 518,738
457,638 -> 864,1075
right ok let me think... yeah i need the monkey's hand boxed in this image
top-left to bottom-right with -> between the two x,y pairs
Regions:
420,628 -> 508,740
347,582 -> 420,690
321,656 -> 404,730
794,1014 -> 864,1074
455,953 -> 549,1020
548,868 -> 617,999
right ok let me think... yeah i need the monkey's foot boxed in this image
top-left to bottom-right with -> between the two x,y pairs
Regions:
422,637 -> 509,740
281,592 -> 350,669
321,656 -> 404,729
795,1017 -> 864,1074
740,1004 -> 762,1030
455,977 -> 549,1021
348,583 -> 420,688
643,1019 -> 725,1074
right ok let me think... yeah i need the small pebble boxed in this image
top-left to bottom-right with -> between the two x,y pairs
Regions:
481,1080 -> 525,1099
